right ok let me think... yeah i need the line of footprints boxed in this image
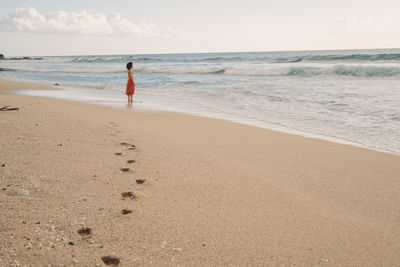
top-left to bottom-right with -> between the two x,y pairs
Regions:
76,123 -> 146,266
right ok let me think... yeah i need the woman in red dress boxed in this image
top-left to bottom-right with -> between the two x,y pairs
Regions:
125,62 -> 135,102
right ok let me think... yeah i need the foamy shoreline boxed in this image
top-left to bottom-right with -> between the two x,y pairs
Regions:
1,78 -> 400,265
3,75 -> 398,156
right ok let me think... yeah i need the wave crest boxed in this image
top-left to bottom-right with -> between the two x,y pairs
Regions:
307,53 -> 400,62
136,65 -> 400,77
45,51 -> 400,64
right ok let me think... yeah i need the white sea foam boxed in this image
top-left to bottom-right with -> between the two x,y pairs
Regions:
7,64 -> 400,77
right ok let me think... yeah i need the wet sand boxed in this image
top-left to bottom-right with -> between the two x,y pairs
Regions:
1,78 -> 400,266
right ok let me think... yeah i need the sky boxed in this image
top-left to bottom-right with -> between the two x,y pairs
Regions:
1,0 -> 400,56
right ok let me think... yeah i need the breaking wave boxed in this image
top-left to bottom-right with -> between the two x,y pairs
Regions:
135,65 -> 400,77
8,64 -> 400,77
306,53 -> 400,62
46,52 -> 400,64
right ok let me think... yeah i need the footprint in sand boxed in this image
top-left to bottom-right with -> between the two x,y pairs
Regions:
127,160 -> 135,164
77,227 -> 92,236
136,179 -> 146,185
120,142 -> 136,150
114,153 -> 122,156
120,168 -> 130,172
121,192 -> 137,200
128,144 -> 136,150
101,256 -> 120,266
121,209 -> 132,215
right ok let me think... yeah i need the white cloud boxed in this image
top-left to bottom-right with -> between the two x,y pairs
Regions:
1,7 -> 177,37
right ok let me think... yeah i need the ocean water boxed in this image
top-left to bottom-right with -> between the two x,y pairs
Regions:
1,49 -> 400,154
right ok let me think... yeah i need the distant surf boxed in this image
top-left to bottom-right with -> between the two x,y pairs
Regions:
35,51 -> 400,64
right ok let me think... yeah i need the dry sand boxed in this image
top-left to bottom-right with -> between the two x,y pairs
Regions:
1,78 -> 400,266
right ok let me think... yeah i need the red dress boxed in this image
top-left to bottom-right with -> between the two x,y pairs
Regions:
126,79 -> 135,96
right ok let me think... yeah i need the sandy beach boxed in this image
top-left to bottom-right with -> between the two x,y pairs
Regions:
1,78 -> 400,266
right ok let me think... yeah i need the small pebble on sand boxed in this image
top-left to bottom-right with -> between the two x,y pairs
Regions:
16,189 -> 29,196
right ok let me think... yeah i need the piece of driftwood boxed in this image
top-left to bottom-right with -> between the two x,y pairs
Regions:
0,106 -> 19,111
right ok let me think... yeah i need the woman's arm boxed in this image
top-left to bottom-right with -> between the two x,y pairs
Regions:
128,69 -> 134,82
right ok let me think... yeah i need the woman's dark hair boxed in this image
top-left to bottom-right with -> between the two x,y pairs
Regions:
126,62 -> 133,70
